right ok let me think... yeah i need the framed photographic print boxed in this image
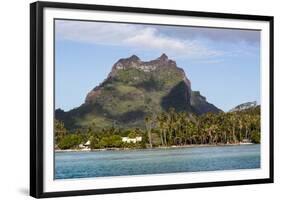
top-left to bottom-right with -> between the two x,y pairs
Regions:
30,1 -> 274,198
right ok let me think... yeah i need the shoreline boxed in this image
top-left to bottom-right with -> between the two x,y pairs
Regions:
55,142 -> 255,153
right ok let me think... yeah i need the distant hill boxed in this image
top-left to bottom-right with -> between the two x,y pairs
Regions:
229,101 -> 258,112
56,54 -> 221,130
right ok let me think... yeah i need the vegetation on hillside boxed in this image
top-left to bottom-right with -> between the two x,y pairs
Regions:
55,55 -> 221,131
55,106 -> 260,150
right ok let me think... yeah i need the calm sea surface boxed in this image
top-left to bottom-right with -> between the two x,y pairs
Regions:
55,144 -> 260,179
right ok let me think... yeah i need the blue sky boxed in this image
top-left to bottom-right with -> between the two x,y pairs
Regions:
55,20 -> 260,112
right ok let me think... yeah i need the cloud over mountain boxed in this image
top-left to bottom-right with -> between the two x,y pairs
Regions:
55,20 -> 222,59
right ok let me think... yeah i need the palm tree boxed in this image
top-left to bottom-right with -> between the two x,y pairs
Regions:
238,118 -> 243,142
229,113 -> 238,143
162,126 -> 167,146
145,115 -> 153,148
157,115 -> 164,146
54,120 -> 67,144
244,114 -> 251,140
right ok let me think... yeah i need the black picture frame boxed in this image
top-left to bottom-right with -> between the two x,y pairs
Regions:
30,1 -> 274,198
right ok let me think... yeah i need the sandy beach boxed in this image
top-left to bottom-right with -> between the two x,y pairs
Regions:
55,142 -> 254,153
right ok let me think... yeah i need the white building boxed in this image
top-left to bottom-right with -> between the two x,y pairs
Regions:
78,140 -> 91,150
122,136 -> 142,143
84,140 -> 91,146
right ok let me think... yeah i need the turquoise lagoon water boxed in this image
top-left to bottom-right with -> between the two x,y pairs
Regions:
55,144 -> 260,179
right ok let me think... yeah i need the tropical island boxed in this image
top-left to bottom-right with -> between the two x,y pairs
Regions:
55,54 -> 260,151
55,105 -> 260,151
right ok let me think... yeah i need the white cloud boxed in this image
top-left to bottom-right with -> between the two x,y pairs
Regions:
56,20 -> 222,59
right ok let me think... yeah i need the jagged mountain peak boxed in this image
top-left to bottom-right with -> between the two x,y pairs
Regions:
157,53 -> 168,61
56,54 -> 221,130
127,54 -> 140,62
109,54 -> 178,77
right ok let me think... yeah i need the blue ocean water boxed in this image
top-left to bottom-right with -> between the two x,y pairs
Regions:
55,144 -> 260,179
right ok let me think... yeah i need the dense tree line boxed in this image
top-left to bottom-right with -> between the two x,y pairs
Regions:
55,106 -> 260,150
55,121 -> 147,150
145,107 -> 260,147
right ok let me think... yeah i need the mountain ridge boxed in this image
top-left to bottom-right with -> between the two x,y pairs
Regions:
56,54 -> 222,130
229,101 -> 258,112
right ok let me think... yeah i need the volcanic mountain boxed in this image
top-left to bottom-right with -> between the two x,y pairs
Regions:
56,54 -> 221,130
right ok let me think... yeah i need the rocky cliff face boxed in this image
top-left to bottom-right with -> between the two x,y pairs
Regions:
86,54 -> 191,104
56,54 -> 221,130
